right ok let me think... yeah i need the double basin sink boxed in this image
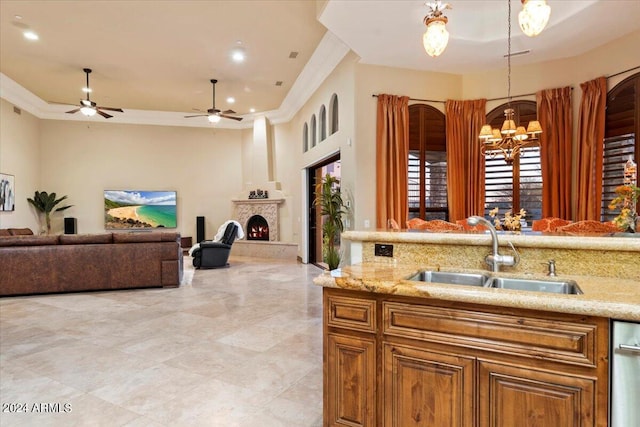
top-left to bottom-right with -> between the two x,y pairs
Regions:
407,270 -> 583,295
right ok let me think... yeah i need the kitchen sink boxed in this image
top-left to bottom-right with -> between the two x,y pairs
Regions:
407,271 -> 490,287
487,277 -> 583,295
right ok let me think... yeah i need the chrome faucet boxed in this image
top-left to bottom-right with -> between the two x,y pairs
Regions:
467,216 -> 520,272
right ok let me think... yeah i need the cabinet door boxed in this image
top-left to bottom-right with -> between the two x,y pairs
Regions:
326,333 -> 376,427
383,342 -> 475,427
478,360 -> 596,427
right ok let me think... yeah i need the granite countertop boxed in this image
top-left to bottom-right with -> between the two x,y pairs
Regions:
341,230 -> 640,251
314,262 -> 640,321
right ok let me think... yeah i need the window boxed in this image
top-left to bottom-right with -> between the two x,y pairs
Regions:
310,115 -> 317,148
484,101 -> 542,220
303,122 -> 309,152
329,94 -> 339,135
319,105 -> 327,141
602,73 -> 639,221
408,104 -> 448,220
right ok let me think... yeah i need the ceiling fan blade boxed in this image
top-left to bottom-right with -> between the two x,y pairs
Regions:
220,114 -> 243,121
98,107 -> 124,112
221,109 -> 236,114
96,109 -> 113,119
66,108 -> 81,114
184,114 -> 208,118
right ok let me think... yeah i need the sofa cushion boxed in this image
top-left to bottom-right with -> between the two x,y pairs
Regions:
113,232 -> 163,243
8,228 -> 34,236
160,232 -> 180,242
59,233 -> 114,245
0,235 -> 59,246
0,229 -> 11,237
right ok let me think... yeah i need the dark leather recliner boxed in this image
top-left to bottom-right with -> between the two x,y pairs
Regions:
192,222 -> 238,269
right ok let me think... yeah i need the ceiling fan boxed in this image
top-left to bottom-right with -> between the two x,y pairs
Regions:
184,79 -> 243,122
65,68 -> 124,119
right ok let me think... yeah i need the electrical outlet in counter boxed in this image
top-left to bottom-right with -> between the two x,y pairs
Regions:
375,243 -> 393,257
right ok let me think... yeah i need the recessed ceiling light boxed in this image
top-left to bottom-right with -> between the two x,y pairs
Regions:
289,51 -> 299,59
227,97 -> 235,103
249,108 -> 256,113
231,49 -> 245,62
14,15 -> 23,20
23,30 -> 39,40
275,81 -> 283,86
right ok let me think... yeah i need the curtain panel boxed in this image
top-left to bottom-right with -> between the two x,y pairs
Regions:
575,77 -> 607,221
376,94 -> 410,228
537,86 -> 573,219
445,99 -> 487,222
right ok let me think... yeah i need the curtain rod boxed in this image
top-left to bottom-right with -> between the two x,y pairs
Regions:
371,94 -> 445,104
371,89 -> 573,104
607,66 -> 640,80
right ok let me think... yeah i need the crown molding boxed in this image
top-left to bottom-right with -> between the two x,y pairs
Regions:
0,32 -> 349,130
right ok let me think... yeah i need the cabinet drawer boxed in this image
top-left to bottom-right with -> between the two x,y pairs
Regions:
383,302 -> 601,367
327,294 -> 377,333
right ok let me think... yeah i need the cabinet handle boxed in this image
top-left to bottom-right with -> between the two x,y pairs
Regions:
619,344 -> 640,353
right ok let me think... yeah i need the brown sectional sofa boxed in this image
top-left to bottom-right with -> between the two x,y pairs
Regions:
0,229 -> 182,296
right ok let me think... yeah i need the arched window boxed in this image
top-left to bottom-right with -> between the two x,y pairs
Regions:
310,115 -> 317,148
319,105 -> 327,142
329,94 -> 339,135
408,104 -> 447,220
303,122 -> 309,152
602,72 -> 640,221
484,100 -> 542,220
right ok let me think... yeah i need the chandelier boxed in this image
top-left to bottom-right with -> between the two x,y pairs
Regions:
518,0 -> 551,37
422,1 -> 452,57
479,0 -> 542,164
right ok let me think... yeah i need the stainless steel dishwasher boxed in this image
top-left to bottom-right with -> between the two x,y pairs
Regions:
611,320 -> 640,427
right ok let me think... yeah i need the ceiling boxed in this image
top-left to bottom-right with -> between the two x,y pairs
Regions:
1,1 -> 639,127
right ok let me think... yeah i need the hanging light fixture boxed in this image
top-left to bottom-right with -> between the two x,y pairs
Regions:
479,0 -> 542,164
422,1 -> 452,57
518,0 -> 551,37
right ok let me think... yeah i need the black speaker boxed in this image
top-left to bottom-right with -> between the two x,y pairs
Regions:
64,217 -> 77,234
196,216 -> 205,242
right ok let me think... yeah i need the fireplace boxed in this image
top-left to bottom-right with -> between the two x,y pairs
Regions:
247,215 -> 269,241
232,198 -> 284,242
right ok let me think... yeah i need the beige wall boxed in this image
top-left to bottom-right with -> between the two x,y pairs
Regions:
0,98 -> 41,231
37,120 -> 243,236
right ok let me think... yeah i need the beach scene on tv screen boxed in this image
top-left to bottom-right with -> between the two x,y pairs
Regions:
104,190 -> 177,229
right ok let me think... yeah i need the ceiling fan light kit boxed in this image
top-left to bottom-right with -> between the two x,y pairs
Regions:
422,1 -> 451,57
65,68 -> 124,119
184,79 -> 243,123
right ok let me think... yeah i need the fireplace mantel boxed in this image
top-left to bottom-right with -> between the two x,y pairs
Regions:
231,198 -> 285,205
232,198 -> 284,241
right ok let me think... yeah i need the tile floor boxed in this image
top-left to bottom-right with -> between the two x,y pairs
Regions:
0,256 -> 325,427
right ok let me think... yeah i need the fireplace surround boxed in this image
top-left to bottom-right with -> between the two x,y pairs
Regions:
232,198 -> 284,242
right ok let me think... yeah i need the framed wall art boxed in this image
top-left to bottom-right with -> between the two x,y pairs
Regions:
0,173 -> 15,212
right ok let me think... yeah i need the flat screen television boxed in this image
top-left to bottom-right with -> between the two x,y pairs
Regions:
104,190 -> 177,229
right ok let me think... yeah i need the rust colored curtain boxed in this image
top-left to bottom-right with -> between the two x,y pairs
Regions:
537,86 -> 573,219
376,94 -> 409,228
445,99 -> 487,222
575,77 -> 607,221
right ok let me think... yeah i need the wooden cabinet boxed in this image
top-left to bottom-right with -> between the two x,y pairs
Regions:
326,333 -> 376,426
383,343 -> 475,427
478,360 -> 596,427
323,288 -> 609,427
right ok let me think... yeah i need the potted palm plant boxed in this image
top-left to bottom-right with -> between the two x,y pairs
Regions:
314,173 -> 347,270
27,191 -> 73,234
